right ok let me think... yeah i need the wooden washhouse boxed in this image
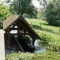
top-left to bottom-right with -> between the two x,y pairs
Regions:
3,15 -> 41,52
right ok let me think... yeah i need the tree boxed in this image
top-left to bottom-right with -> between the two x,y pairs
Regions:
38,0 -> 48,8
6,0 -> 37,18
37,0 -> 49,19
37,9 -> 46,19
0,4 -> 11,28
45,0 -> 60,26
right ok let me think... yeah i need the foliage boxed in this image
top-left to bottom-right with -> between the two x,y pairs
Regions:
47,42 -> 60,52
38,0 -> 48,8
6,0 -> 37,18
0,4 -> 11,28
26,18 -> 60,52
6,52 -> 60,60
45,0 -> 60,26
37,9 -> 46,19
40,33 -> 60,52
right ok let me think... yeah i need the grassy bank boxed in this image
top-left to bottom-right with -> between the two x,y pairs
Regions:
26,18 -> 60,52
6,52 -> 60,60
26,18 -> 60,42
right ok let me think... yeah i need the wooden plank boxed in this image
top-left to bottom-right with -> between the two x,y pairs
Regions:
7,29 -> 11,48
13,36 -> 25,52
19,22 -> 36,40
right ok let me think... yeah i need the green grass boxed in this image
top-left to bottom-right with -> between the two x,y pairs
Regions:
6,52 -> 60,60
26,18 -> 60,52
26,18 -> 60,43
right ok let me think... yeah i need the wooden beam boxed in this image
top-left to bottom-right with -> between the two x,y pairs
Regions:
14,36 -> 25,52
9,28 -> 24,31
19,22 -> 36,40
7,29 -> 11,48
19,33 -> 28,35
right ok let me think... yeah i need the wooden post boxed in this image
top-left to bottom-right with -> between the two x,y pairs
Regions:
31,22 -> 33,28
32,39 -> 35,45
7,29 -> 11,48
5,31 -> 7,48
24,29 -> 26,37
59,28 -> 60,35
40,23 -> 41,28
17,23 -> 20,37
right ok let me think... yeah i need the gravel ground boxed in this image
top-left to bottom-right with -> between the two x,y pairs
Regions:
0,29 -> 5,60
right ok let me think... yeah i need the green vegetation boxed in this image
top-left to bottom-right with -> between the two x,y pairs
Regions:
1,0 -> 60,60
6,52 -> 60,60
0,4 -> 11,28
37,9 -> 46,20
45,0 -> 60,26
6,0 -> 37,18
6,18 -> 60,60
26,18 -> 60,52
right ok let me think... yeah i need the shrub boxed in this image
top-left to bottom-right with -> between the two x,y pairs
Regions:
45,0 -> 60,26
40,33 -> 53,43
47,42 -> 60,52
0,4 -> 11,28
6,52 -> 60,60
40,33 -> 60,52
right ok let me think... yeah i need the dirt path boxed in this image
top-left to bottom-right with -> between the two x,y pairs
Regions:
0,29 -> 5,60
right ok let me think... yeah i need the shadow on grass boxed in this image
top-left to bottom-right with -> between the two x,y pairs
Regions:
32,25 -> 41,30
41,23 -> 60,27
40,23 -> 48,26
32,25 -> 57,34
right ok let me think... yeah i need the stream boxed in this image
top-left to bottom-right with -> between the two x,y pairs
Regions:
34,39 -> 46,53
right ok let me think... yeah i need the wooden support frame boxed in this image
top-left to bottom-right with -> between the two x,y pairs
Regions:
7,29 -> 11,48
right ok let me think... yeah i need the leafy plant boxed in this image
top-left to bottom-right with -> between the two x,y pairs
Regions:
0,4 -> 11,28
6,52 -> 60,60
45,0 -> 60,26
